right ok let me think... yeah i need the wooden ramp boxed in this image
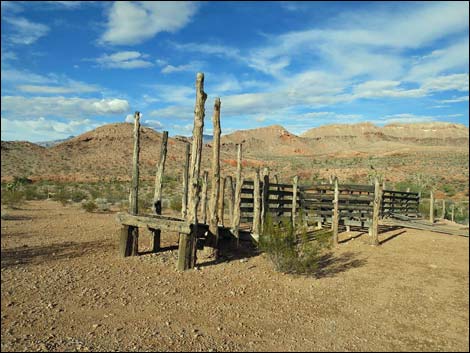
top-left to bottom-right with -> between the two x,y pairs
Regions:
381,214 -> 469,237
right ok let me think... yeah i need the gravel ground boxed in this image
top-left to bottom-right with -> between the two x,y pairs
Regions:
1,200 -> 468,352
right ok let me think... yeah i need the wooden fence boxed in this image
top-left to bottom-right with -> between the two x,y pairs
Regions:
234,181 -> 420,230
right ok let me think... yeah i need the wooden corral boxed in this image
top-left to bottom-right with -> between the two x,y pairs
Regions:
116,72 -> 469,271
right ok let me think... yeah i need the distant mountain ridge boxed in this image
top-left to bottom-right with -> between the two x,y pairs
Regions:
36,135 -> 75,148
1,121 -> 468,182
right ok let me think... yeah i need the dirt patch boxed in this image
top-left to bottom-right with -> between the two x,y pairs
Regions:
1,201 -> 469,351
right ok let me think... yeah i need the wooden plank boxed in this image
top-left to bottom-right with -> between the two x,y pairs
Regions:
117,213 -> 191,233
268,190 -> 294,196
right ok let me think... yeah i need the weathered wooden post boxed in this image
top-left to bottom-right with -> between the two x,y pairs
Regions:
177,72 -> 207,271
232,144 -> 243,247
451,204 -> 455,222
292,175 -> 299,226
150,130 -> 168,252
382,179 -> 386,190
429,190 -> 435,224
406,187 -> 411,192
442,199 -> 446,220
252,168 -> 261,241
226,176 -> 234,225
273,174 -> 280,214
218,177 -> 225,227
261,167 -> 270,232
200,171 -> 208,224
332,177 -> 339,245
120,111 -> 141,257
181,143 -> 190,219
371,177 -> 382,246
207,97 -> 221,257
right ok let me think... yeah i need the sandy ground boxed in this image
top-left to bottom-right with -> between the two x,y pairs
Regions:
1,200 -> 469,352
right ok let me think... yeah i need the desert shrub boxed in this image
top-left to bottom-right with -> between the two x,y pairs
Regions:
95,198 -> 110,212
70,189 -> 88,203
258,214 -> 332,275
170,195 -> 182,212
82,200 -> 98,212
52,188 -> 71,206
442,184 -> 456,197
1,190 -> 25,209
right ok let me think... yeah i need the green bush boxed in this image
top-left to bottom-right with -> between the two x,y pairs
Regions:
52,188 -> 71,206
82,200 -> 98,212
170,195 -> 182,212
1,190 -> 25,209
258,214 -> 332,275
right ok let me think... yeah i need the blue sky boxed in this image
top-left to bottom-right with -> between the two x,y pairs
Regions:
1,1 -> 469,142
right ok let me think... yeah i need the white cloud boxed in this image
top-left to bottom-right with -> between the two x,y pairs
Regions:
438,96 -> 469,104
408,39 -> 469,81
94,51 -> 154,69
353,81 -> 426,99
421,74 -> 469,92
1,117 -> 101,142
1,96 -> 130,119
142,119 -> 163,130
101,1 -> 199,45
16,80 -> 100,94
161,61 -> 204,74
2,16 -> 50,45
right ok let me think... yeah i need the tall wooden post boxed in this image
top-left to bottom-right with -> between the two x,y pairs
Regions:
208,97 -> 221,256
181,143 -> 190,219
429,190 -> 435,224
129,112 -> 140,216
442,199 -> 446,220
232,144 -> 243,247
261,167 -> 270,232
382,179 -> 386,191
152,131 -> 168,214
151,130 -> 168,253
292,176 -> 299,226
177,72 -> 207,271
451,204 -> 455,222
226,176 -> 234,225
217,177 -> 225,226
371,177 -> 382,246
120,111 -> 141,257
332,177 -> 339,245
181,143 -> 190,218
200,171 -> 208,224
252,168 -> 261,241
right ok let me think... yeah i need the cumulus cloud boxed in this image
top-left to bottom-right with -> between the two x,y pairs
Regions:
101,1 -> 199,45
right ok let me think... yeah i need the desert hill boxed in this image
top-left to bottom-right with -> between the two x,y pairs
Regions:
1,121 -> 468,184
